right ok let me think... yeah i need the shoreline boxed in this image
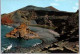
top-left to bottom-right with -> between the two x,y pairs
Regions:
1,24 -> 79,53
2,24 -> 59,53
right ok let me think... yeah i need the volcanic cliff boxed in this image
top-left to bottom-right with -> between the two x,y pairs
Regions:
2,5 -> 79,53
1,5 -> 75,27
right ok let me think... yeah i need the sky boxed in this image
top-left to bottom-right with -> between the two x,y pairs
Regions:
1,0 -> 79,14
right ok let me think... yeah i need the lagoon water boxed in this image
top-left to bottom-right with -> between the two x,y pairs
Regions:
1,25 -> 59,52
1,25 -> 42,52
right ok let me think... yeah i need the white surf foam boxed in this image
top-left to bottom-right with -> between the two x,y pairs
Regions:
33,43 -> 41,47
7,26 -> 13,28
2,44 -> 12,52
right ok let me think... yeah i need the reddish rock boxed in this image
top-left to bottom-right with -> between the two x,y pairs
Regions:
6,23 -> 40,39
1,14 -> 13,25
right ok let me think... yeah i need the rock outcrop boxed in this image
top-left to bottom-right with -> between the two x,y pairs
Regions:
6,23 -> 40,39
1,14 -> 13,25
2,5 -> 79,53
1,5 -> 74,26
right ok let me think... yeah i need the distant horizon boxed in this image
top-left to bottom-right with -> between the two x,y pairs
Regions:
1,0 -> 79,14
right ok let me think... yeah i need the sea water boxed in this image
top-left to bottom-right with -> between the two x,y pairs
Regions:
1,25 -> 42,52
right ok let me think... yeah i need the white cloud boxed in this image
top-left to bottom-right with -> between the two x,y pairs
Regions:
75,3 -> 79,6
72,2 -> 79,11
73,7 -> 78,10
50,3 -> 59,6
72,7 -> 78,11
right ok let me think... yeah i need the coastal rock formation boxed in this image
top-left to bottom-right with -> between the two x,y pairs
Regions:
1,14 -> 13,25
6,23 -> 40,39
2,5 -> 79,53
1,5 -> 74,27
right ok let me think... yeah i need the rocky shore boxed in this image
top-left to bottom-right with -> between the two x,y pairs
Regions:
6,23 -> 40,39
2,5 -> 79,53
4,23 -> 79,53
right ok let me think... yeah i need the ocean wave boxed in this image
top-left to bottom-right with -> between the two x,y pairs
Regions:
3,25 -> 13,28
2,44 -> 12,52
32,43 -> 41,47
7,26 -> 13,28
2,47 -> 6,52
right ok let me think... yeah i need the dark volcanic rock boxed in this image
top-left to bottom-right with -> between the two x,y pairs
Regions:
1,5 -> 74,26
2,5 -> 79,53
46,6 -> 59,11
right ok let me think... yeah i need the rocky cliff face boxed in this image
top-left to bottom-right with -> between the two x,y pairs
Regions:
2,5 -> 79,53
68,10 -> 79,27
1,5 -> 74,27
1,14 -> 13,25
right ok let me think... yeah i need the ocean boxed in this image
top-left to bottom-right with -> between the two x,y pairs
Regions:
1,25 -> 42,52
